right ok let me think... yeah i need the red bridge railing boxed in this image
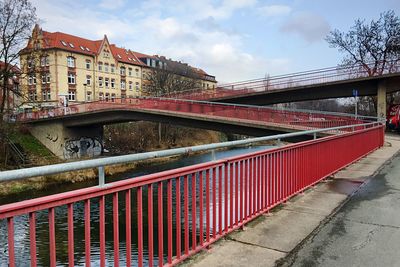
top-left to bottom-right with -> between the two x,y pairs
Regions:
0,124 -> 384,266
16,97 -> 367,131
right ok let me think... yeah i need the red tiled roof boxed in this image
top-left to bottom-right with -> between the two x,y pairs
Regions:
109,45 -> 146,66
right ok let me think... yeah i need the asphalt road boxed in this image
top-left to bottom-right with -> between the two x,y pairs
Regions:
278,151 -> 400,267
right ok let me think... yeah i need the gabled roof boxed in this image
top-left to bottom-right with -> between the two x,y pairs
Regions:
109,45 -> 146,66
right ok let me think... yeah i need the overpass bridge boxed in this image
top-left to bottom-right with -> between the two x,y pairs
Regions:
16,97 -> 369,159
163,62 -> 400,118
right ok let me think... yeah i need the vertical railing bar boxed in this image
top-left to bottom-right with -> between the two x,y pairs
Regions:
184,175 -> 189,255
167,179 -> 173,264
176,177 -> 182,259
235,162 -> 239,225
125,190 -> 132,267
7,217 -> 15,267
158,181 -> 164,267
212,168 -> 217,238
48,207 -> 56,267
113,192 -> 120,267
148,184 -> 154,267
224,163 -> 229,232
29,212 -> 37,267
84,199 -> 91,267
199,171 -> 204,246
206,169 -> 211,243
192,172 -> 197,250
99,196 -> 106,267
137,187 -> 143,267
218,166 -> 223,235
230,162 -> 234,228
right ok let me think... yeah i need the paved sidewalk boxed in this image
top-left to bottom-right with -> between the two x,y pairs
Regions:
181,134 -> 400,267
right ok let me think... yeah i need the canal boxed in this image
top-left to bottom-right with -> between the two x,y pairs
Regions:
0,144 -> 273,266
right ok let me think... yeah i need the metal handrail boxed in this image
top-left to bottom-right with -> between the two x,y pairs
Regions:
5,137 -> 26,165
0,121 -> 382,183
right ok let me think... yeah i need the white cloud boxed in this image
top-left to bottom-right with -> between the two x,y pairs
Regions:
257,5 -> 292,17
98,0 -> 126,10
30,0 -> 291,82
281,12 -> 331,43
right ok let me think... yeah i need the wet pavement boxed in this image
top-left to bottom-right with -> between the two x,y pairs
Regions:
279,138 -> 400,267
181,134 -> 400,267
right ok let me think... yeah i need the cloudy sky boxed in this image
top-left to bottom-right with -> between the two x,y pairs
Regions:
31,0 -> 399,83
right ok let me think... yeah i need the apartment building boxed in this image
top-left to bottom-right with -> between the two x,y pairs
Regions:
19,25 -> 217,108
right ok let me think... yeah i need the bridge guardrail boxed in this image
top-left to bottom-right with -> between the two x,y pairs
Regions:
0,122 -> 384,267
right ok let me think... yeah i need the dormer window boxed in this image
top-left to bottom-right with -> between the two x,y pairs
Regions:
86,47 -> 90,52
80,46 -> 85,51
69,43 -> 74,48
61,41 -> 67,46
117,54 -> 122,59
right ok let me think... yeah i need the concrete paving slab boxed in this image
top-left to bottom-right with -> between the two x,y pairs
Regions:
229,210 -> 326,252
333,169 -> 371,180
283,190 -> 348,216
183,238 -> 286,267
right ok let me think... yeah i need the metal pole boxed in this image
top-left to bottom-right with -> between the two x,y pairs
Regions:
98,166 -> 105,186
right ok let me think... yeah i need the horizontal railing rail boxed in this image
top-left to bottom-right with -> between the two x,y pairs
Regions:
0,123 -> 385,267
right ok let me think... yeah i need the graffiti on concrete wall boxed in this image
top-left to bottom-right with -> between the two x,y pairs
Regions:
63,137 -> 102,159
46,133 -> 58,142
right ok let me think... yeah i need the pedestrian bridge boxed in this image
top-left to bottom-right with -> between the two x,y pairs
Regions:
16,97 -> 371,159
0,121 -> 384,266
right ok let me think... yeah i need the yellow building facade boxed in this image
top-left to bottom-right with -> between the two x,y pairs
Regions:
19,25 -> 217,107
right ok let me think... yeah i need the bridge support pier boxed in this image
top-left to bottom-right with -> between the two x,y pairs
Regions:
29,121 -> 103,159
377,81 -> 387,119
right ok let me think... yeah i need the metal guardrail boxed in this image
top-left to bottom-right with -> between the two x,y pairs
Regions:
0,122 -> 382,183
0,122 -> 385,267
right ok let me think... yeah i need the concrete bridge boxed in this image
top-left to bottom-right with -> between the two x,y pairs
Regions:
164,62 -> 400,118
17,98 -> 366,159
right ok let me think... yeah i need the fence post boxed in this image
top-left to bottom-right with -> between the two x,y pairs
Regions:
98,166 -> 105,186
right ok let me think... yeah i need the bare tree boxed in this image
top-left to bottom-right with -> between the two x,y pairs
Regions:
0,0 -> 37,114
144,67 -> 201,96
326,10 -> 400,114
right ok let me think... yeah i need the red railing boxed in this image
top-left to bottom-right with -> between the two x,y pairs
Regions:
162,61 -> 400,100
16,97 -> 366,131
0,124 -> 384,266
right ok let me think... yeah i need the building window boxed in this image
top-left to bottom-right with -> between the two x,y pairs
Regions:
105,78 -> 109,88
86,75 -> 91,86
111,64 -> 115,73
86,60 -> 91,70
98,77 -> 103,87
68,90 -> 76,101
111,93 -> 116,102
41,56 -> 49,67
128,68 -> 132,76
42,90 -> 51,101
121,80 -> 126,90
86,91 -> 91,102
27,59 -> 34,69
135,68 -> 139,77
41,73 -> 50,84
120,66 -> 126,76
98,62 -> 103,72
28,74 -> 37,85
135,82 -> 140,92
111,78 -> 115,89
129,81 -> 133,90
99,92 -> 104,101
68,73 -> 76,84
67,57 -> 75,68
104,63 -> 109,72
29,91 -> 37,101
105,93 -> 110,101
